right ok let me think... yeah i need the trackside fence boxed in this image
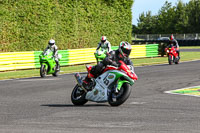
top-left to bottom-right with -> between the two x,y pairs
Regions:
0,44 -> 158,72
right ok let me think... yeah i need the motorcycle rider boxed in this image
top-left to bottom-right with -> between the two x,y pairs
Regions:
167,34 -> 180,58
96,36 -> 112,53
83,41 -> 134,90
43,39 -> 60,71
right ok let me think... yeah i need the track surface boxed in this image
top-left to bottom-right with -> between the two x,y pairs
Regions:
1,60 -> 200,133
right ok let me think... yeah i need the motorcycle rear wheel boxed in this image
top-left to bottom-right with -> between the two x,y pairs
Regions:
52,72 -> 58,77
108,83 -> 131,106
175,57 -> 179,64
52,65 -> 60,77
71,84 -> 88,105
40,64 -> 46,78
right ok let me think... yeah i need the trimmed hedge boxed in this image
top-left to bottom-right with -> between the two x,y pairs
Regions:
0,0 -> 133,52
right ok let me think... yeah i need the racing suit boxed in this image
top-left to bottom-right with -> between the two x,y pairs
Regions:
96,40 -> 112,53
43,44 -> 60,70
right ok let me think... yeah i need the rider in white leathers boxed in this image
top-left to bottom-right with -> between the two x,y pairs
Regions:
96,36 -> 112,53
43,39 -> 60,70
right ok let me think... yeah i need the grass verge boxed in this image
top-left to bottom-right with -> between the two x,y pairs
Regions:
180,46 -> 200,49
0,52 -> 200,80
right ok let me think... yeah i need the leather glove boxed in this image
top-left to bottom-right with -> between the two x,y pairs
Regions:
112,61 -> 119,67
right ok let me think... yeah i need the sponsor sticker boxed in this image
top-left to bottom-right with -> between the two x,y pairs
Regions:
108,74 -> 114,79
93,89 -> 99,95
165,86 -> 200,97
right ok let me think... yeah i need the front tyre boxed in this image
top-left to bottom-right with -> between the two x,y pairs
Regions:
108,83 -> 131,106
71,84 -> 88,106
168,55 -> 172,65
40,64 -> 46,78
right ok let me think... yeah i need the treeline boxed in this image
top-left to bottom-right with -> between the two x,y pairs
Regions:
133,0 -> 200,34
0,0 -> 133,52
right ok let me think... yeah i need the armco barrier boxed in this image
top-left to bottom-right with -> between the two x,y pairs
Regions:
0,52 -> 35,71
0,44 -> 158,71
146,44 -> 159,57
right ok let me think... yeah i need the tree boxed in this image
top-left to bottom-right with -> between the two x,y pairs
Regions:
175,0 -> 188,33
187,0 -> 200,33
137,11 -> 157,34
132,0 -> 200,34
157,1 -> 176,33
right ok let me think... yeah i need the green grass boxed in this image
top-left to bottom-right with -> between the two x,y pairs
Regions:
180,46 -> 200,49
0,52 -> 200,80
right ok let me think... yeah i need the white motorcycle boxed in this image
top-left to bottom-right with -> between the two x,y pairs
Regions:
71,60 -> 138,106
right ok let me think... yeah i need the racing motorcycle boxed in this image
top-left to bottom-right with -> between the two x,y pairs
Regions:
71,60 -> 138,106
94,49 -> 107,64
39,49 -> 61,77
165,45 -> 179,65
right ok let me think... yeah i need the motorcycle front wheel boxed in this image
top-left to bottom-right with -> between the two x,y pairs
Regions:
40,64 -> 47,78
108,83 -> 131,106
71,84 -> 88,106
168,55 -> 172,65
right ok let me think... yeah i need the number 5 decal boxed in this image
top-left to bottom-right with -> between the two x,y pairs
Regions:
103,76 -> 109,85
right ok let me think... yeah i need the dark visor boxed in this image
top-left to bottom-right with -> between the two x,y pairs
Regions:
122,48 -> 131,56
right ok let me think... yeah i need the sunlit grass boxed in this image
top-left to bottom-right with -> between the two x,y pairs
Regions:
180,46 -> 200,49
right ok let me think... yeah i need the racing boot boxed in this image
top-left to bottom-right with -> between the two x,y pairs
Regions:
82,76 -> 93,91
56,61 -> 60,71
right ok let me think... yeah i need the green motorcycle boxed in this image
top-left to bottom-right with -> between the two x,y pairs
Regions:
94,49 -> 107,64
39,49 -> 60,77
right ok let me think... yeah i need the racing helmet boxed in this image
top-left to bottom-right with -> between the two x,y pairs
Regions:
170,34 -> 174,40
118,41 -> 132,59
49,39 -> 55,46
101,36 -> 107,43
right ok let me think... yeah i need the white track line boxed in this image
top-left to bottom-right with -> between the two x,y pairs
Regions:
165,85 -> 200,97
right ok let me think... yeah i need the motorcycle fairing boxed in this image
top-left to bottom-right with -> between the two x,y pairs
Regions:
85,71 -> 116,102
39,50 -> 56,74
110,70 -> 135,85
85,70 -> 134,102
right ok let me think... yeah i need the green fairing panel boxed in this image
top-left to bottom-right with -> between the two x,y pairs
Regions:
117,79 -> 129,90
110,70 -> 134,85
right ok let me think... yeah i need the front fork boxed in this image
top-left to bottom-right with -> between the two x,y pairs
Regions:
41,63 -> 47,70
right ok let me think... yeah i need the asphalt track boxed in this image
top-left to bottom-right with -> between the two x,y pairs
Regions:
0,60 -> 200,133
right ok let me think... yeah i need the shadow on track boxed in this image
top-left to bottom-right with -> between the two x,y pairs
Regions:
41,104 -> 109,107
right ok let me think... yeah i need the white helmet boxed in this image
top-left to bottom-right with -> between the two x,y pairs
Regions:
49,39 -> 55,46
101,36 -> 107,43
